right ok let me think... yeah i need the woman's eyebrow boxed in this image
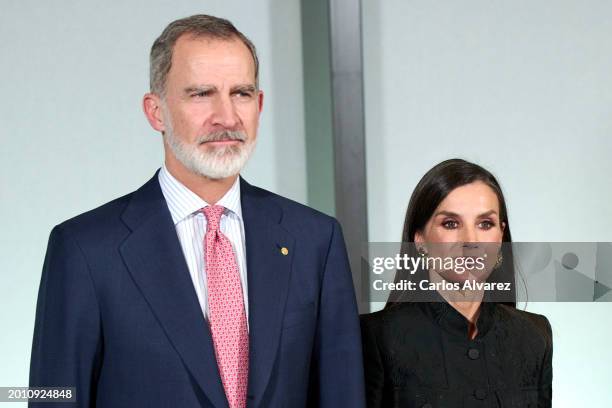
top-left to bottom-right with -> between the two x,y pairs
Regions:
434,210 -> 460,218
433,210 -> 498,218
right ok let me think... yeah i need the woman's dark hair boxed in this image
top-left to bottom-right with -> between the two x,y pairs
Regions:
385,158 -> 516,308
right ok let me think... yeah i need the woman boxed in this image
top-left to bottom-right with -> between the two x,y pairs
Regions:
361,159 -> 552,407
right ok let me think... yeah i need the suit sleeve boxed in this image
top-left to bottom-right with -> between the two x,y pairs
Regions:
538,315 -> 553,407
29,225 -> 103,408
360,315 -> 385,408
308,219 -> 366,407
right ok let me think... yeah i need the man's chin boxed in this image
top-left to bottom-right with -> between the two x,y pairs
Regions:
188,157 -> 247,180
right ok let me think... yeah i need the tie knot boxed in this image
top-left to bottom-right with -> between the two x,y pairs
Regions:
202,205 -> 225,232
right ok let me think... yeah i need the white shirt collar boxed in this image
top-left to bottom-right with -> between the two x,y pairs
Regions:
158,164 -> 242,225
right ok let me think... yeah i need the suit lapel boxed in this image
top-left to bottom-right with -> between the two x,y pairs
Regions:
240,178 -> 295,408
119,172 -> 228,408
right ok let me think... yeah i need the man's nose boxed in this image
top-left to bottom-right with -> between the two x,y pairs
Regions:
211,95 -> 239,129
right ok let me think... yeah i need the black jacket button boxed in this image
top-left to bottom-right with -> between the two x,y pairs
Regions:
467,348 -> 480,360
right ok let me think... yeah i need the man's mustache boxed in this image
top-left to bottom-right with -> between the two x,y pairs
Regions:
197,130 -> 247,144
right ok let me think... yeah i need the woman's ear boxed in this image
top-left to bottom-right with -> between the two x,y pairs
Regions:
414,231 -> 424,244
414,231 -> 429,256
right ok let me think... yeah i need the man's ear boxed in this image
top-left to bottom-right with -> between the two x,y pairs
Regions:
257,90 -> 264,113
143,93 -> 166,132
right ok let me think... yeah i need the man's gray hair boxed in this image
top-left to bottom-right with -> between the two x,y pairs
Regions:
149,14 -> 259,96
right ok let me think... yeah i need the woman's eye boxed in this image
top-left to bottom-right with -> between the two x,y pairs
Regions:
479,220 -> 494,230
442,220 -> 458,229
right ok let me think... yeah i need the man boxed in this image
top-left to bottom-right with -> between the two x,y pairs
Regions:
29,14 -> 365,408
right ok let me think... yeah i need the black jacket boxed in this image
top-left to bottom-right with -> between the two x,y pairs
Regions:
361,300 -> 552,408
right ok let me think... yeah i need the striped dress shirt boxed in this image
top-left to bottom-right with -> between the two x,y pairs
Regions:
158,165 -> 249,327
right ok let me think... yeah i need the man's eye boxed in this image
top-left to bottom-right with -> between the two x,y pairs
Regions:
442,220 -> 458,229
191,91 -> 210,98
234,91 -> 253,98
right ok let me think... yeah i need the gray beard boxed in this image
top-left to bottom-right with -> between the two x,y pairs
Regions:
163,121 -> 256,180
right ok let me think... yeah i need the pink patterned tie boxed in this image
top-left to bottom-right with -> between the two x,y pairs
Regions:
202,205 -> 249,408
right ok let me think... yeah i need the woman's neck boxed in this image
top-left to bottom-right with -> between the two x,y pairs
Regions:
430,271 -> 484,339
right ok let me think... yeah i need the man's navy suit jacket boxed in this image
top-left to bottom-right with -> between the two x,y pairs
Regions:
29,171 -> 366,407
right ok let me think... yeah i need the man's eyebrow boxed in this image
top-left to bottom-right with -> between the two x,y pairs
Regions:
183,85 -> 217,94
231,84 -> 257,93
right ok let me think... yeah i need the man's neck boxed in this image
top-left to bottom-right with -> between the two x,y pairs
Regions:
164,160 -> 238,205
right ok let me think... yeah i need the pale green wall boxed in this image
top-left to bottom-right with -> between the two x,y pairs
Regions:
362,1 -> 612,405
301,0 -> 336,216
0,1 -> 307,404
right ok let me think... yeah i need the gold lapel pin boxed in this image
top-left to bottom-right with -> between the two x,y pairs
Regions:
280,247 -> 289,256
